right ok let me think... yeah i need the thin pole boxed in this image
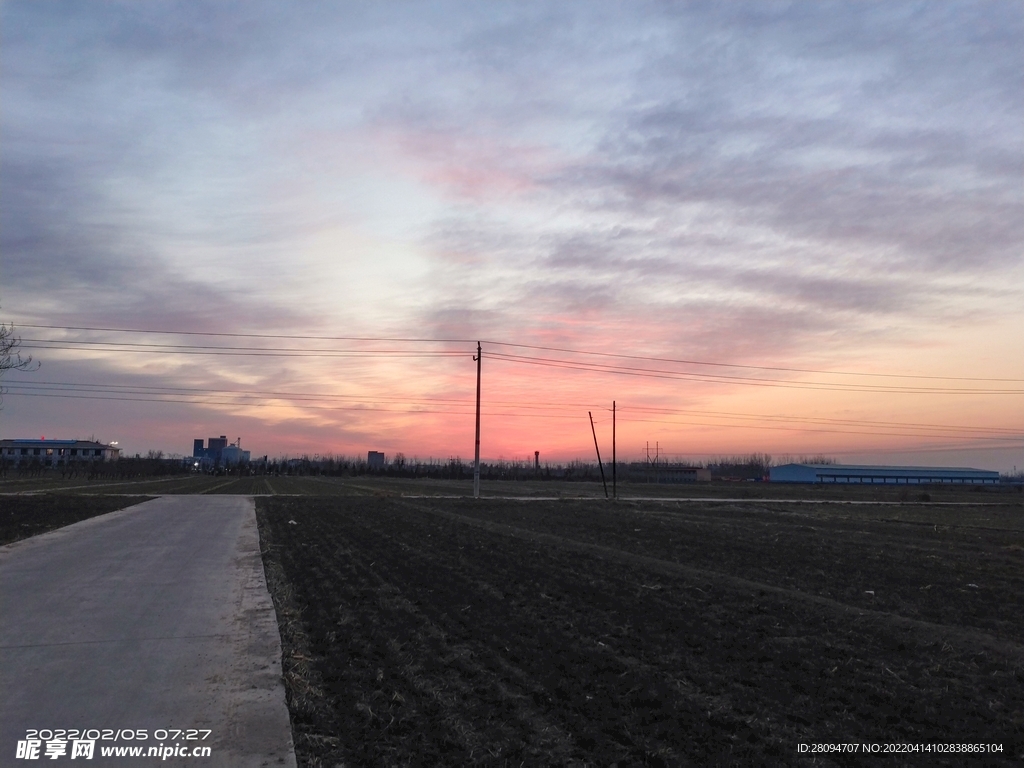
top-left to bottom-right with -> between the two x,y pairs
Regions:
589,411 -> 608,499
473,341 -> 481,498
612,401 -> 616,499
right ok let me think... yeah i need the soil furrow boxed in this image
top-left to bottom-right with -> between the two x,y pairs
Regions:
257,495 -> 1024,766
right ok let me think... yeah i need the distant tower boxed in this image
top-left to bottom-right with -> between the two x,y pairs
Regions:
207,436 -> 228,463
535,451 -> 540,471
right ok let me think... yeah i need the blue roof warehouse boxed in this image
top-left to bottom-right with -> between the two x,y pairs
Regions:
770,463 -> 999,485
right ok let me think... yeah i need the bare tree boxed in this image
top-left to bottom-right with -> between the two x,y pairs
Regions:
0,315 -> 39,408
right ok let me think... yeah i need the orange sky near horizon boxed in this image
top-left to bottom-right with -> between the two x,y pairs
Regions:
6,325 -> 1019,471
2,3 -> 1022,471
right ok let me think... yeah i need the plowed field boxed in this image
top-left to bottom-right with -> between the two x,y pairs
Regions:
0,495 -> 151,545
256,495 -> 1024,766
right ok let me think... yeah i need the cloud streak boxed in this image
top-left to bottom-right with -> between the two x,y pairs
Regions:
2,1 -> 1021,468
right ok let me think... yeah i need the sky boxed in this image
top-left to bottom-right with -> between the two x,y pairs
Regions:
2,1 -> 1022,470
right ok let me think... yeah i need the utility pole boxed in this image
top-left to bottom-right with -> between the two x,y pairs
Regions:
612,401 -> 616,499
589,411 -> 608,499
473,341 -> 481,499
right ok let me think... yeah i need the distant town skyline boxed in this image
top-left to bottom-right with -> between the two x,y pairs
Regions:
2,2 -> 1022,470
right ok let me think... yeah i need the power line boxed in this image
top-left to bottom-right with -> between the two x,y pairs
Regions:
2,391 -> 591,420
13,322 -> 1023,383
617,405 -> 1023,435
2,381 -> 595,413
486,351 -> 1024,394
20,338 -> 1016,393
7,325 -> 1023,455
614,414 -> 1022,442
833,443 -> 1024,455
14,382 -> 1015,436
10,380 -> 1021,435
484,341 -> 1024,383
20,342 -> 464,359
14,324 -> 471,344
6,383 -> 1020,443
20,338 -> 468,355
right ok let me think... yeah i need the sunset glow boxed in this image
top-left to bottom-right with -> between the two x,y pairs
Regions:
2,3 -> 1022,470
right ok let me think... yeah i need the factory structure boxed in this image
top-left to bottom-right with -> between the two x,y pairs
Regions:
627,462 -> 712,482
770,463 -> 1000,485
192,435 -> 250,467
0,438 -> 120,467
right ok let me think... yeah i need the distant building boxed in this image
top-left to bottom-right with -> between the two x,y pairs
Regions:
628,462 -> 711,483
219,445 -> 250,466
193,435 -> 249,466
770,463 -> 1000,485
0,438 -> 119,467
367,451 -> 386,469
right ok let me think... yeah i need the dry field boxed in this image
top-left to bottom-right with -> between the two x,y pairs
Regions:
4,475 -> 1021,763
0,495 -> 152,545
3,469 -> 1019,502
256,489 -> 1024,766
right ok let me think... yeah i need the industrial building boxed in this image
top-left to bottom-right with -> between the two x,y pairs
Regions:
192,435 -> 250,466
628,462 -> 712,483
0,438 -> 120,467
367,451 -> 386,468
770,463 -> 1000,485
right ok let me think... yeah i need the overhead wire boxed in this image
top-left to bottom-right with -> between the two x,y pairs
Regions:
616,405 -> 1023,436
21,340 -> 463,359
2,380 -> 595,413
4,391 -> 591,421
485,351 -> 1024,394
14,335 -> 1023,393
5,381 -> 1020,443
614,414 -> 1021,442
13,322 -> 1024,383
7,380 -> 1022,435
6,324 -> 1023,453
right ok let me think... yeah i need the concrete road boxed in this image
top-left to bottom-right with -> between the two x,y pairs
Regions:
0,496 -> 295,767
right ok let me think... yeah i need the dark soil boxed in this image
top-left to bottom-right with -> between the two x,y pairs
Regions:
0,494 -> 151,545
256,495 -> 1024,766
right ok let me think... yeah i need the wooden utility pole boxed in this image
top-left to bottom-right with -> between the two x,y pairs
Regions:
612,401 -> 616,499
589,411 -> 608,499
473,341 -> 481,498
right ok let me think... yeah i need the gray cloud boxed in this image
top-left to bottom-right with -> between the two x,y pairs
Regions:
3,1 -> 1021,461
401,1 -> 1023,367
576,110 -> 1023,272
